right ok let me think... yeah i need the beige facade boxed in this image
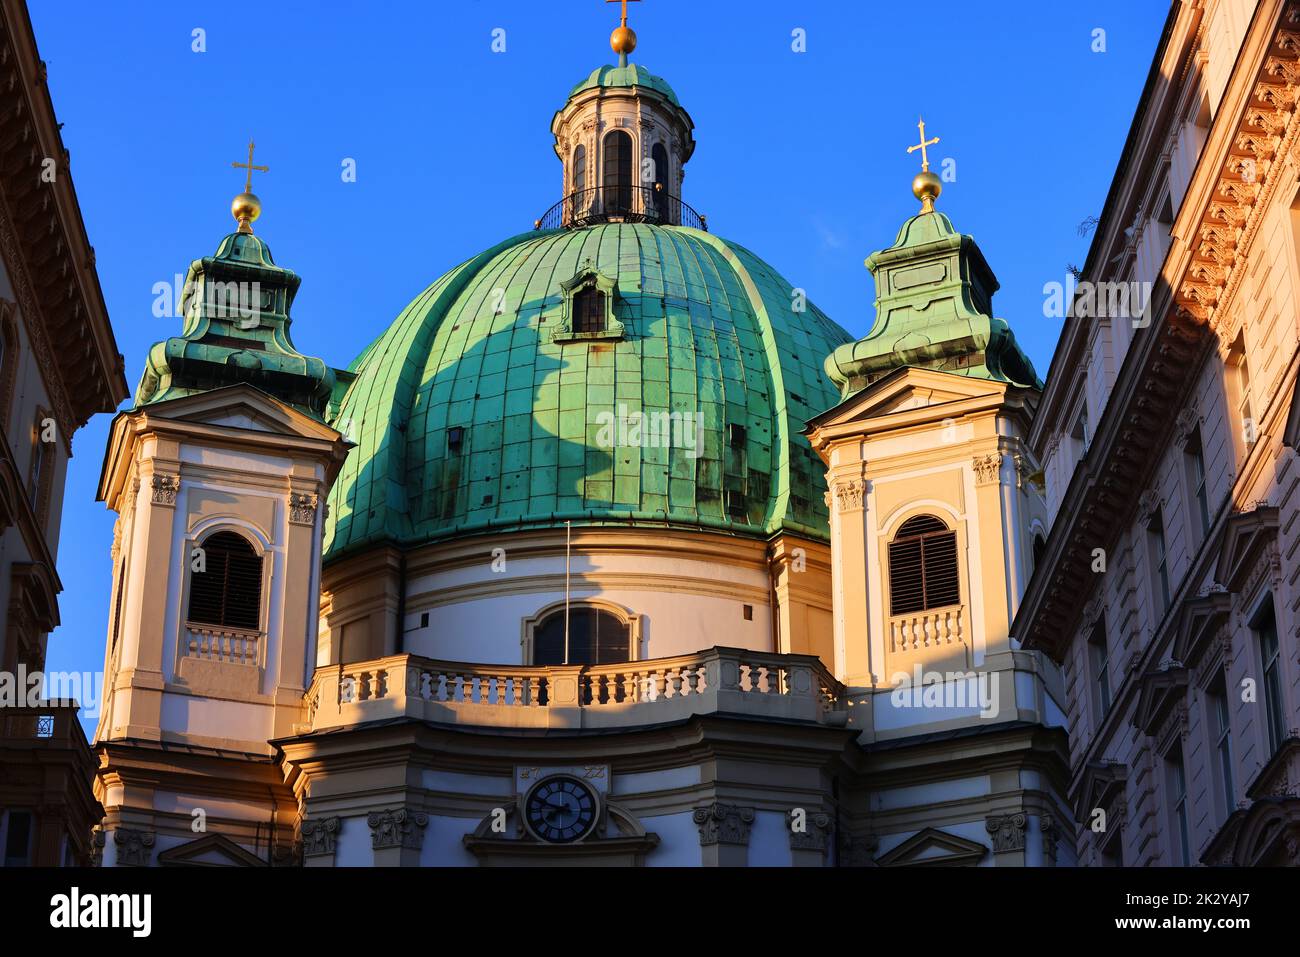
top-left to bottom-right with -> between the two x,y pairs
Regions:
0,0 -> 128,867
1017,0 -> 1300,866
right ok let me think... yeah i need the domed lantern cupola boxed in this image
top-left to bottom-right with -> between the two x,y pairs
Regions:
542,1 -> 701,230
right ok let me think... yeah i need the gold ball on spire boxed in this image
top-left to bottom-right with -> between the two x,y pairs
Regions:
611,25 -> 637,55
231,191 -> 261,233
912,170 -> 942,210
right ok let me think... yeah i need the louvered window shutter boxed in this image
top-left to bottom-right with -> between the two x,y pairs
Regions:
888,515 -> 960,614
187,531 -> 263,630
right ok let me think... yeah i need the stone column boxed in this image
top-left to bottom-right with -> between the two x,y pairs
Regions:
787,808 -> 832,867
985,812 -> 1027,866
368,807 -> 428,867
301,816 -> 341,868
693,802 -> 754,866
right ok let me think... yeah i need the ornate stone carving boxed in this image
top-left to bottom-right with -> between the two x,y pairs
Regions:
834,479 -> 867,512
1041,815 -> 1059,866
692,803 -> 755,846
289,491 -> 319,525
301,816 -> 341,857
1136,488 -> 1160,524
114,828 -> 155,866
367,808 -> 429,850
1174,407 -> 1201,446
90,828 -> 105,867
985,813 -> 1027,853
838,833 -> 878,867
150,473 -> 179,506
787,809 -> 832,852
972,452 -> 1003,485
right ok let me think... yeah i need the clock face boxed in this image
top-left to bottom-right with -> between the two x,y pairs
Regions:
524,775 -> 599,844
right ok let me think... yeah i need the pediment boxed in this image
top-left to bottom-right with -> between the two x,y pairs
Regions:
142,384 -> 341,442
1170,591 -> 1232,668
156,833 -> 267,867
1134,665 -> 1189,737
874,827 -> 987,867
1073,760 -> 1128,821
1215,505 -> 1279,594
805,366 -> 1009,435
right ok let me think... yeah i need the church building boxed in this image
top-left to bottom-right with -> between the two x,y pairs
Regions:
91,9 -> 1071,867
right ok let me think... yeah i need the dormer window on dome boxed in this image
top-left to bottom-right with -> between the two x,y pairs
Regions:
555,266 -> 624,343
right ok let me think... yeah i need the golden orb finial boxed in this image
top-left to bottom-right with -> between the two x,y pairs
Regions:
231,192 -> 262,234
230,139 -> 269,234
606,0 -> 641,62
905,117 -> 942,213
611,24 -> 637,55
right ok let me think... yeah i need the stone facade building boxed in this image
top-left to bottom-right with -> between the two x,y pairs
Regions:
1016,0 -> 1300,866
0,0 -> 128,866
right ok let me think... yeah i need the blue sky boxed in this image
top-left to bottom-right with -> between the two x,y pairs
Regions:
34,1 -> 1169,708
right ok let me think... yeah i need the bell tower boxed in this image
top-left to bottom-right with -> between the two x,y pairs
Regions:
545,2 -> 699,228
805,149 -> 1071,864
93,163 -> 350,866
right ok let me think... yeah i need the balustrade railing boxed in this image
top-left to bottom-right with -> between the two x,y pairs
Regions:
888,606 -> 964,654
184,623 -> 261,667
535,185 -> 707,231
305,647 -> 843,732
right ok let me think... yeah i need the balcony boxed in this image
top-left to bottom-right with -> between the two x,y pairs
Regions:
535,185 -> 707,231
302,646 -> 845,733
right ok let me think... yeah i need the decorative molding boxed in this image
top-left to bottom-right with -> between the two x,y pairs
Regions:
972,452 -> 1003,485
1137,489 -> 1160,525
150,473 -> 179,506
834,479 -> 867,512
692,803 -> 755,847
985,813 -> 1027,853
1041,815 -> 1059,866
301,816 -> 340,858
113,828 -> 155,867
289,491 -> 318,526
367,808 -> 429,850
787,809 -> 832,852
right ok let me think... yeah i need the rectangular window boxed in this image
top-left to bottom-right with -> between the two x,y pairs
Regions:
3,810 -> 33,867
1089,624 -> 1111,717
1167,746 -> 1191,866
1229,333 -> 1254,449
1209,672 -> 1235,816
1185,429 -> 1210,539
1149,507 -> 1170,615
1256,599 -> 1286,755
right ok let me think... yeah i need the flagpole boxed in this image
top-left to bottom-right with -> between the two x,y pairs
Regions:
564,520 -> 571,665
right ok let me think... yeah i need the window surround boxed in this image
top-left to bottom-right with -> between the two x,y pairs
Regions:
176,522 -> 272,674
554,267 -> 625,343
520,599 -> 642,666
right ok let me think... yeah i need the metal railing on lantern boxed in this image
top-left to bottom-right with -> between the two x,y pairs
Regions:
535,185 -> 708,231
301,646 -> 844,733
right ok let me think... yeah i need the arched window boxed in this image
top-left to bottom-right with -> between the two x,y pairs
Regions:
888,515 -> 959,614
1032,534 -> 1046,570
572,144 -> 587,193
187,531 -> 263,631
573,286 -> 605,334
651,142 -> 670,221
533,606 -> 630,666
602,130 -> 633,215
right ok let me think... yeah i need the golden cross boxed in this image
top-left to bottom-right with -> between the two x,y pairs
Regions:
606,0 -> 640,25
231,139 -> 269,193
907,117 -> 940,172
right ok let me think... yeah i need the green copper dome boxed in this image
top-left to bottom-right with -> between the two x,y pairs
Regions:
323,223 -> 851,559
569,64 -> 680,106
